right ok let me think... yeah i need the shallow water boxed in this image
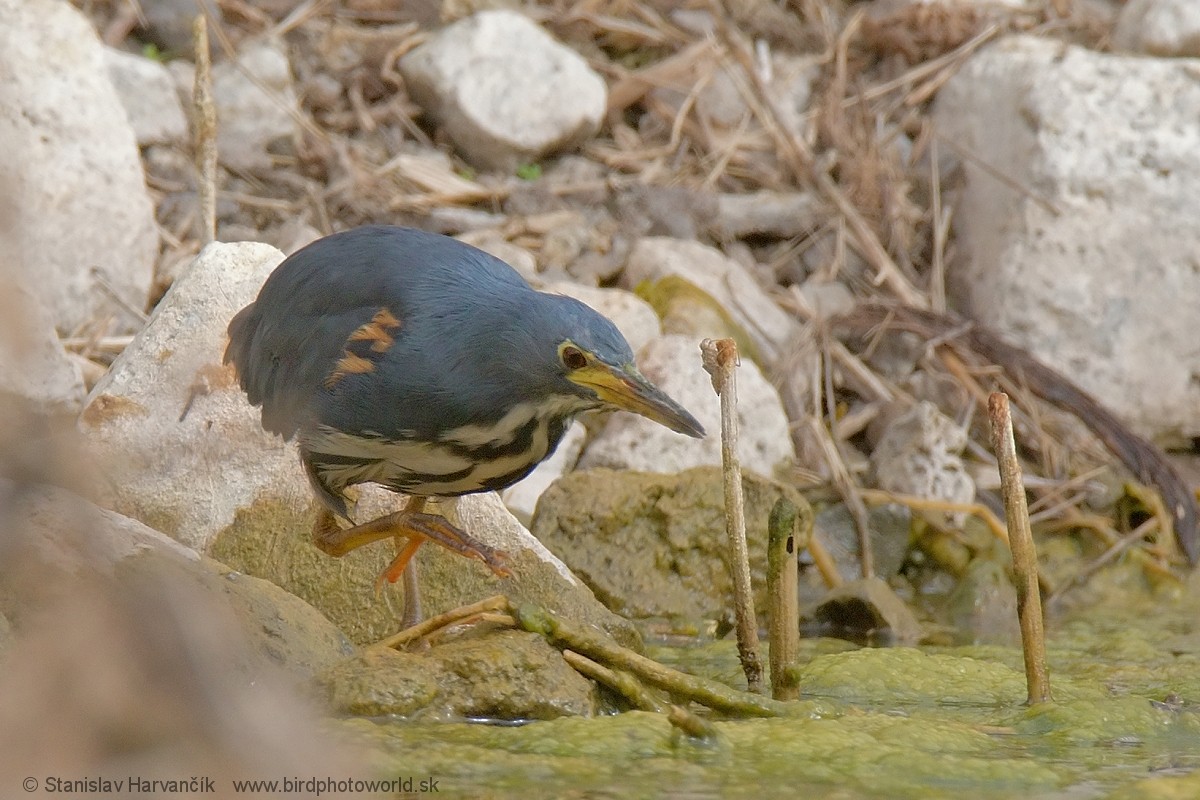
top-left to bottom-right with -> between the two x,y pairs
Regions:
343,567 -> 1200,799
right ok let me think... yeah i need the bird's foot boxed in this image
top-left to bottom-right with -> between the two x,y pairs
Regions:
312,505 -> 512,579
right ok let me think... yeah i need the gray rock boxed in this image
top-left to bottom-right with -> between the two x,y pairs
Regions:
622,237 -> 799,366
578,334 -> 795,477
104,47 -> 188,146
400,10 -> 606,171
713,191 -> 825,240
211,39 -> 299,171
1113,0 -> 1200,57
935,35 -> 1200,444
0,0 -> 158,334
80,241 -> 634,647
870,401 -> 975,520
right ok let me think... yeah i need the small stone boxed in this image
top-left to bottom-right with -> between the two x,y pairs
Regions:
400,10 -> 606,171
104,48 -> 188,146
802,576 -> 924,645
1113,0 -> 1200,57
211,39 -> 299,171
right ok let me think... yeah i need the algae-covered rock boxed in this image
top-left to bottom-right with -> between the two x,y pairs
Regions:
211,488 -> 639,649
320,630 -> 599,720
529,466 -> 812,624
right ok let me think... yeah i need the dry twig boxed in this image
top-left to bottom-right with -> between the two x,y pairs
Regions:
700,337 -> 763,694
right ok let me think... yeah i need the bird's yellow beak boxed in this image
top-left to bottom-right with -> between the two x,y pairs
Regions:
569,363 -> 705,438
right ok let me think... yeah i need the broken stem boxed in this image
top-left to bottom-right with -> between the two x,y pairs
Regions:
192,14 -> 217,245
377,594 -> 510,650
701,337 -> 763,694
514,603 -> 790,718
987,392 -> 1051,705
767,497 -> 810,701
562,650 -> 666,713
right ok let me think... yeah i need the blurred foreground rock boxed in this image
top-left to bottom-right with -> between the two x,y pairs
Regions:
0,484 -> 360,787
0,288 -> 85,418
81,240 -> 635,646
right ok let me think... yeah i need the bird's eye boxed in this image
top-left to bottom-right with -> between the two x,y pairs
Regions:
561,346 -> 587,370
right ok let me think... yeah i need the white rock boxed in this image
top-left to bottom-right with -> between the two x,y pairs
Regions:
400,10 -> 606,171
544,283 -> 662,354
0,288 -> 85,416
578,334 -> 795,476
870,401 -> 975,520
934,35 -> 1200,443
622,237 -> 798,365
0,0 -> 159,334
501,421 -> 587,526
104,47 -> 188,146
81,242 -> 293,552
211,39 -> 298,171
1113,0 -> 1200,57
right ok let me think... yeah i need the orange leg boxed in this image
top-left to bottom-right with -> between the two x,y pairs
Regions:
312,496 -> 511,624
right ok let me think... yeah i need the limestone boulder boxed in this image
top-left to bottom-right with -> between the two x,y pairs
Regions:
0,0 -> 158,334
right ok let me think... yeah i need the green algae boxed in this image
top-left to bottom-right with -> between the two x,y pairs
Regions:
333,570 -> 1200,798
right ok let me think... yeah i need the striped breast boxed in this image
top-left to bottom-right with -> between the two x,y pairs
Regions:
300,396 -> 584,503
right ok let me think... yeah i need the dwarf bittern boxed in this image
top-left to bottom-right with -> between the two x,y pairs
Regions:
225,226 -> 704,625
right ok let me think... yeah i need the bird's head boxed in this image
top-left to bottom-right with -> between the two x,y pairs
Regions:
514,293 -> 705,438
